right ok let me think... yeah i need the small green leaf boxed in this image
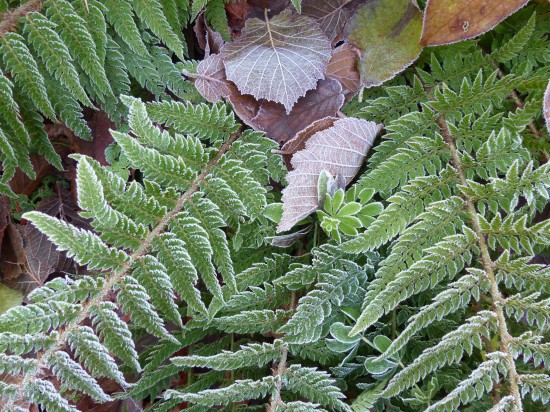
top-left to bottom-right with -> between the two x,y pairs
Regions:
332,189 -> 345,212
373,335 -> 392,353
338,202 -> 361,217
360,202 -> 384,216
330,322 -> 361,344
364,356 -> 397,375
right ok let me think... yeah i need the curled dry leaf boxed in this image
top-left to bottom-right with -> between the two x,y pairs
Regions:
326,43 -> 361,97
227,78 -> 344,145
254,78 -> 345,144
421,0 -> 530,46
345,0 -> 423,88
277,118 -> 382,233
544,78 -> 550,134
221,9 -> 332,113
276,116 -> 337,169
193,12 -> 225,55
187,54 -> 235,103
302,0 -> 352,43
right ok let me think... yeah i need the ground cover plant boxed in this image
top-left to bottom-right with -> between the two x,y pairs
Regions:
0,0 -> 549,411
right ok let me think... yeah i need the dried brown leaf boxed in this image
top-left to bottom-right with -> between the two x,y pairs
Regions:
278,118 -> 381,232
188,54 -> 236,103
0,223 -> 26,281
193,12 -> 225,55
228,91 -> 262,130
326,43 -> 361,97
421,0 -> 530,46
302,0 -> 352,42
4,190 -> 90,299
221,9 -> 332,113
253,78 -> 345,144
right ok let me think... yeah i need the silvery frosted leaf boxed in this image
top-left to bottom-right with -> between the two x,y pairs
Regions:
221,9 -> 332,113
186,54 -> 235,103
277,118 -> 382,232
302,0 -> 352,42
544,78 -> 550,134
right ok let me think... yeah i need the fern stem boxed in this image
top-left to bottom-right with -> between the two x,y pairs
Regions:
6,129 -> 243,407
267,343 -> 288,411
0,0 -> 43,35
437,117 -> 523,411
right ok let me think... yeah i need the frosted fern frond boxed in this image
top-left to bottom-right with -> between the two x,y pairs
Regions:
171,341 -> 283,370
23,12 -> 92,107
23,211 -> 131,270
377,273 -> 491,360
519,374 -> 550,404
280,266 -> 364,343
425,353 -> 506,412
147,100 -> 239,141
164,376 -> 278,406
282,365 -> 350,412
0,32 -> 56,120
382,312 -> 498,397
351,228 -> 479,335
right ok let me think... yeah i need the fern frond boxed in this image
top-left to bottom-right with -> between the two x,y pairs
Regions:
172,341 -> 283,370
0,32 -> 56,119
50,351 -> 111,403
164,376 -> 278,406
382,312 -> 497,397
66,325 -> 126,385
132,0 -> 186,59
103,0 -> 148,56
90,301 -> 141,372
147,100 -> 239,141
377,273 -> 491,361
283,365 -> 350,412
44,0 -> 112,97
351,228 -> 478,336
425,353 -> 506,412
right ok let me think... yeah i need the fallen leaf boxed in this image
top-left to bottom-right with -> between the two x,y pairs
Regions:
277,118 -> 381,232
222,9 -> 332,113
0,224 -> 27,281
544,78 -> 550,134
302,0 -> 352,42
326,43 -> 361,97
253,78 -> 345,144
193,11 -> 225,55
186,54 -> 235,103
225,1 -> 252,39
227,91 -> 262,130
276,117 -> 337,169
421,0 -> 530,46
4,189 -> 90,299
345,0 -> 423,88
0,196 -> 10,252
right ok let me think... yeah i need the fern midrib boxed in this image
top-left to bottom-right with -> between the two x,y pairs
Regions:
437,116 -> 523,410
6,129 -> 243,407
